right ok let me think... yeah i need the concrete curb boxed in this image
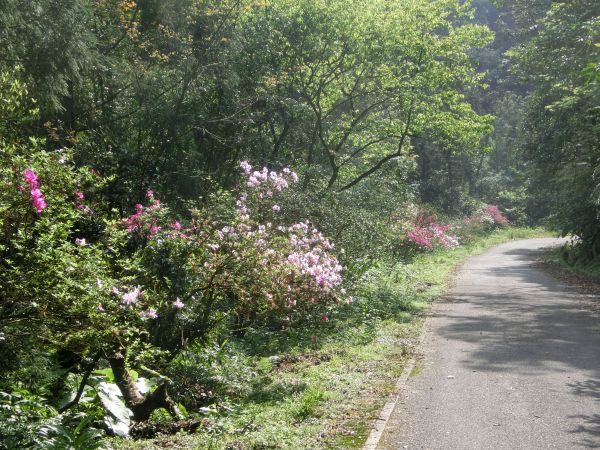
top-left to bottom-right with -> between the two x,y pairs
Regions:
362,356 -> 416,450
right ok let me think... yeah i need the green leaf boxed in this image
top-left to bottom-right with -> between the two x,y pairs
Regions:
93,368 -> 115,383
97,382 -> 131,437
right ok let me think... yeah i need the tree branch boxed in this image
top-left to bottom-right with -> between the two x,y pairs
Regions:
338,98 -> 415,191
58,355 -> 100,413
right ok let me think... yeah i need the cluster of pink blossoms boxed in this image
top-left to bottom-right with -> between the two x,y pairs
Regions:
285,222 -> 342,292
24,169 -> 47,214
106,162 -> 344,325
236,161 -> 299,221
407,223 -> 459,250
124,191 -> 166,235
96,284 -> 167,320
466,205 -> 510,228
484,205 -> 509,226
73,190 -> 92,214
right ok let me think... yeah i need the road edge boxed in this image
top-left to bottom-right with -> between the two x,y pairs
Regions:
362,355 -> 416,450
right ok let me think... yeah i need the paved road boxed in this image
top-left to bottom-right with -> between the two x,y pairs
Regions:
377,238 -> 600,449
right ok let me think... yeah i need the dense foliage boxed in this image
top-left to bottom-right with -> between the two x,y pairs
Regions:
0,0 -> 596,447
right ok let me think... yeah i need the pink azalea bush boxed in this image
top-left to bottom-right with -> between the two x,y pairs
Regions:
2,142 -> 348,428
406,223 -> 460,251
484,205 -> 510,227
465,204 -> 510,229
395,204 -> 459,252
112,161 -> 344,331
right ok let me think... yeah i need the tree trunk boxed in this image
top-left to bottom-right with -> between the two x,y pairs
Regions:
108,355 -> 183,422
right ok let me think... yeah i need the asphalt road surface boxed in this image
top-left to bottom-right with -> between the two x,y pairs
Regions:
377,238 -> 600,449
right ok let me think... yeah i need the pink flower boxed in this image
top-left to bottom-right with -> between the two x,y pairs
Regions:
24,170 -> 46,213
24,169 -> 39,189
122,287 -> 140,305
322,315 -> 329,322
170,221 -> 182,231
74,191 -> 85,210
146,190 -> 154,199
484,205 -> 509,226
272,205 -> 281,212
30,188 -> 47,213
98,304 -> 105,312
75,238 -> 86,246
173,297 -> 185,309
96,278 -> 103,289
147,308 -> 158,319
240,160 -> 253,175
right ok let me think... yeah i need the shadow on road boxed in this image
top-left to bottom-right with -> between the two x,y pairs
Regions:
435,241 -> 600,445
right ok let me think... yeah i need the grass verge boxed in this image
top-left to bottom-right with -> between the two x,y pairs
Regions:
542,246 -> 600,281
112,228 -> 550,450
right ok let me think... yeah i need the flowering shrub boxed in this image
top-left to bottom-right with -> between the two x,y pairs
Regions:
484,205 -> 510,227
1,126 -> 345,428
65,160 -> 345,353
406,223 -> 460,251
466,204 -> 510,229
125,161 -> 344,333
394,204 -> 459,252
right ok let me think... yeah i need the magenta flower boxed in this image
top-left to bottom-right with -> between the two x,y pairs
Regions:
30,188 -> 47,213
23,170 -> 46,213
24,169 -> 39,189
484,205 -> 509,226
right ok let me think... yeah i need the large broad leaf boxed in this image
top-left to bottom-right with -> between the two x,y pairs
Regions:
97,382 -> 131,437
135,377 -> 158,395
104,415 -> 130,438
